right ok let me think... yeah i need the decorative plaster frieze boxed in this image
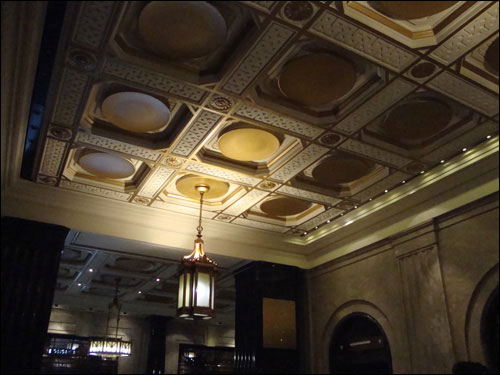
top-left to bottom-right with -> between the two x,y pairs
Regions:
277,185 -> 340,205
60,180 -> 131,201
222,189 -> 269,216
427,71 -> 499,116
185,161 -> 261,187
73,1 -> 115,50
103,59 -> 207,102
429,3 -> 499,65
234,103 -> 323,138
138,166 -> 176,198
172,111 -> 222,157
40,138 -> 67,177
242,1 -> 277,13
339,139 -> 412,168
52,69 -> 88,127
310,11 -> 418,71
76,132 -> 162,161
334,79 -> 417,134
270,144 -> 329,182
222,22 -> 295,94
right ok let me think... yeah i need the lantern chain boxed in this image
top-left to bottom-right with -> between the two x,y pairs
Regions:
197,190 -> 204,237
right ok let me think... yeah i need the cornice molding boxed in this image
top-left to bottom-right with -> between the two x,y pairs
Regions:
1,1 -> 47,192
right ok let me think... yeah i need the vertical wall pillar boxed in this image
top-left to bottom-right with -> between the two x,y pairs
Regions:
234,262 -> 304,374
146,315 -> 170,374
395,222 -> 456,375
1,217 -> 69,374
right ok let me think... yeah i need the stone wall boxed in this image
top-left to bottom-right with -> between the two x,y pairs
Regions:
306,193 -> 499,374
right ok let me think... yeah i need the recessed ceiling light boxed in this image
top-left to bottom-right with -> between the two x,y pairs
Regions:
314,226 -> 318,229
369,198 -> 372,201
384,189 -> 388,193
77,283 -> 82,287
88,268 -> 93,272
402,180 -> 406,184
138,291 -> 142,294
354,205 -> 358,208
440,160 -> 445,163
420,171 -> 425,174
462,147 -> 467,152
340,213 -> 344,216
327,220 -> 330,223
156,278 -> 160,282
486,135 -> 491,139
303,232 -> 307,235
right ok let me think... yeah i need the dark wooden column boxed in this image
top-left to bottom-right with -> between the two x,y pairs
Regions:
146,315 -> 170,374
234,262 -> 304,374
1,217 -> 69,374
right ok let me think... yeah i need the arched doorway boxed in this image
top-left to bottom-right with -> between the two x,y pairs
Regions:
329,313 -> 392,374
480,287 -> 498,373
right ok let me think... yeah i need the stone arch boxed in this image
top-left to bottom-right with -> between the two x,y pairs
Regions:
319,300 -> 406,374
465,263 -> 499,365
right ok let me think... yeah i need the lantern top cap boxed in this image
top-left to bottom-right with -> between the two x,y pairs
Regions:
182,237 -> 217,266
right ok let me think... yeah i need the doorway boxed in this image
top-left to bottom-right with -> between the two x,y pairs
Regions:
481,286 -> 498,373
329,313 -> 392,374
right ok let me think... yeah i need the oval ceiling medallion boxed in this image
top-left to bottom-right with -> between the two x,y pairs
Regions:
410,62 -> 436,78
278,54 -> 357,107
312,154 -> 376,186
101,92 -> 170,133
79,151 -> 135,179
218,125 -> 280,161
176,174 -> 230,200
368,1 -> 458,20
138,1 -> 227,60
260,197 -> 312,217
484,37 -> 499,76
381,99 -> 452,141
115,258 -> 156,272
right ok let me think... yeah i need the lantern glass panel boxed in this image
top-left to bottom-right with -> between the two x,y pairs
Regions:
178,274 -> 184,308
186,272 -> 191,307
196,271 -> 211,307
211,276 -> 215,309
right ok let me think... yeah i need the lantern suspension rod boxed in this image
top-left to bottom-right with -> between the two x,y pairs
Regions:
195,184 -> 210,238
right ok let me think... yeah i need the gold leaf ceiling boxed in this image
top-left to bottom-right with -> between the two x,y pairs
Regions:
32,1 -> 499,238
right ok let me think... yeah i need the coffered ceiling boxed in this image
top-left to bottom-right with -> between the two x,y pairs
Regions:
2,1 -> 499,269
52,230 -> 246,321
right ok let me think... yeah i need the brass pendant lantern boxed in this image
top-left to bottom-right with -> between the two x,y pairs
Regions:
177,184 -> 217,320
89,278 -> 132,357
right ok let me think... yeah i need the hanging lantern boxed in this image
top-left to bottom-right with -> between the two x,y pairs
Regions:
177,184 -> 217,320
89,278 -> 132,357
